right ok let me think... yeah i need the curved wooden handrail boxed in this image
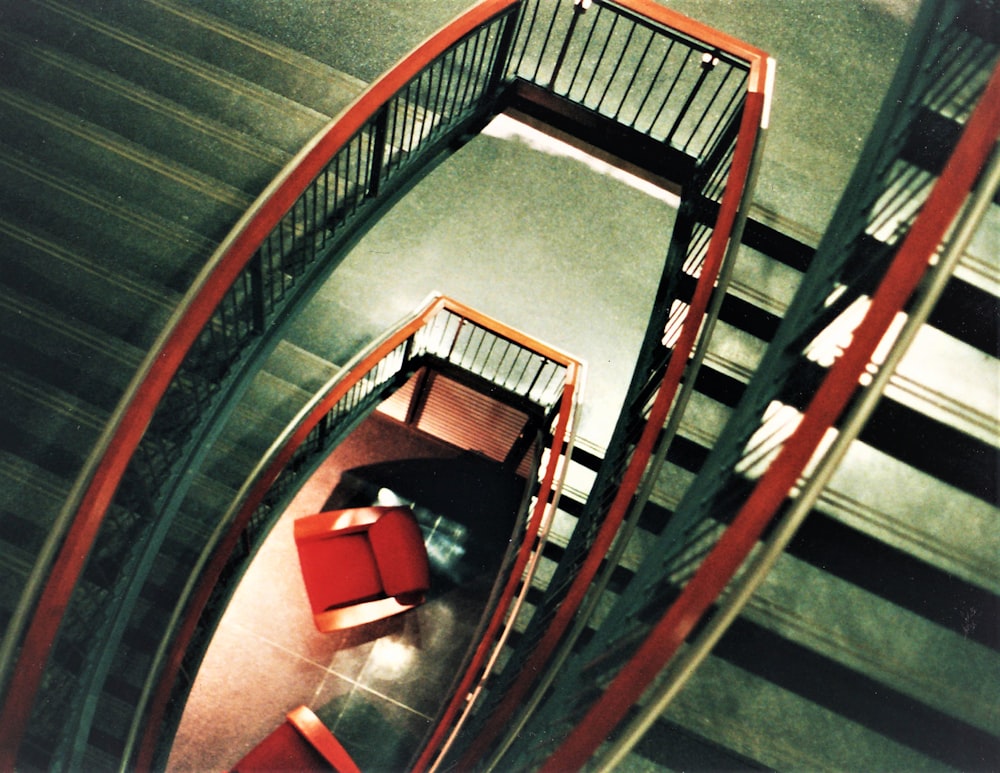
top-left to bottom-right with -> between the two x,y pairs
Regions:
452,81 -> 769,769
540,57 -> 1000,773
131,293 -> 580,768
0,0 -> 769,766
412,364 -> 580,773
592,122 -> 1000,773
0,0 -> 521,764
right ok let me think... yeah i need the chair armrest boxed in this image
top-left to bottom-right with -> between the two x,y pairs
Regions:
286,706 -> 361,773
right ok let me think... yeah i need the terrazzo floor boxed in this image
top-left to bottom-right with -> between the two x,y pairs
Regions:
167,410 -> 530,771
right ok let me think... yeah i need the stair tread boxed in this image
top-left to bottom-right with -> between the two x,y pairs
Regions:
666,648 -> 988,772
0,216 -> 179,348
818,439 -> 1000,594
0,283 -> 144,412
76,0 -> 366,117
0,84 -> 252,238
265,340 -> 341,394
0,140 -> 215,288
0,27 -> 291,193
0,367 -> 108,467
741,549 -> 1000,737
8,0 -> 332,154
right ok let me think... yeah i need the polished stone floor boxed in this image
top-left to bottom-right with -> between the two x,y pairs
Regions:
167,411 -> 530,771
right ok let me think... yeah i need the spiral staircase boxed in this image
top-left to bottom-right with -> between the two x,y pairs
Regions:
0,0 -> 997,770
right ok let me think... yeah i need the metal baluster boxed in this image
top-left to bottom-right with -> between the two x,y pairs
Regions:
367,106 -> 390,199
665,50 -> 720,146
547,0 -> 591,89
249,251 -> 266,334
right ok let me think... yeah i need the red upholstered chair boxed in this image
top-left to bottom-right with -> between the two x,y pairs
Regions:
293,506 -> 430,632
232,705 -> 361,772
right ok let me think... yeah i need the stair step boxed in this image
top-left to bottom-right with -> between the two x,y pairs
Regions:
196,362 -> 323,489
0,450 -> 69,543
728,244 -> 802,319
77,0 -> 366,118
0,367 -> 107,481
265,340 -> 342,394
676,272 -> 783,344
0,452 -> 68,627
930,274 -> 998,357
0,217 -> 178,348
0,285 -> 144,413
0,85 -> 251,239
0,450 -> 66,628
662,653 -> 964,771
0,141 -> 215,289
766,352 -> 996,503
0,28 -> 290,194
175,472 -> 240,546
9,0 -> 331,154
818,440 -> 1000,595
887,326 -> 998,449
739,550 -> 1000,738
191,340 -> 342,490
955,201 -> 1000,297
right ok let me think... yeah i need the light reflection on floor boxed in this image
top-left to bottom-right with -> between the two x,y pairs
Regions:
167,413 -> 528,771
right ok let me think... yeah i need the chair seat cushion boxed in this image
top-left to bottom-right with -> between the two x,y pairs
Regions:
297,532 -> 383,612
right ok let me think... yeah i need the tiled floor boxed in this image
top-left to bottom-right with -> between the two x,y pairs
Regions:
167,411 -> 530,771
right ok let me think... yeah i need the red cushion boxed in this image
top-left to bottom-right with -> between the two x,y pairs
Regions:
232,722 -> 330,771
367,509 -> 430,598
296,532 -> 382,612
233,707 -> 361,773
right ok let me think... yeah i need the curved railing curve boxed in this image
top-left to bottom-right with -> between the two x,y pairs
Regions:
131,293 -> 582,767
0,0 -> 778,767
0,1 -> 523,765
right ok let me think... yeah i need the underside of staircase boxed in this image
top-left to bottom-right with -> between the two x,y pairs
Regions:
0,0 -> 997,770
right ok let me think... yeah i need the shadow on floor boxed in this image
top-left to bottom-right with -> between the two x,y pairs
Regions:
168,411 -> 534,771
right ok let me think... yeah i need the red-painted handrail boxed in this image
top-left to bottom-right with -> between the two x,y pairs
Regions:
411,335 -> 579,773
540,57 -> 1000,773
448,4 -> 771,761
0,1 -> 520,765
455,88 -> 768,771
132,294 -> 580,768
605,0 -> 770,93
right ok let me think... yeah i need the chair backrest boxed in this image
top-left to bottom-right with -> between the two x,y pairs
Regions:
368,508 -> 431,599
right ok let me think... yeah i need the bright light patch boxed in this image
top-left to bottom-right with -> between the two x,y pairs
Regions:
370,637 -> 416,679
483,114 -> 681,207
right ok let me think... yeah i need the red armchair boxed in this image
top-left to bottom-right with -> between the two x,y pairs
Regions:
293,506 -> 430,632
231,705 -> 361,772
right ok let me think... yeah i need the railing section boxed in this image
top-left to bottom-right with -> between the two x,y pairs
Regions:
509,0 -> 755,161
503,1 -> 998,769
423,2 -> 771,770
0,2 -> 525,767
0,0 -> 782,767
132,294 -> 581,768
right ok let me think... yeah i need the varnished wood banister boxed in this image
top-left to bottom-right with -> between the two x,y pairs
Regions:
131,293 -> 580,769
540,57 -> 1000,773
0,1 -> 521,766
